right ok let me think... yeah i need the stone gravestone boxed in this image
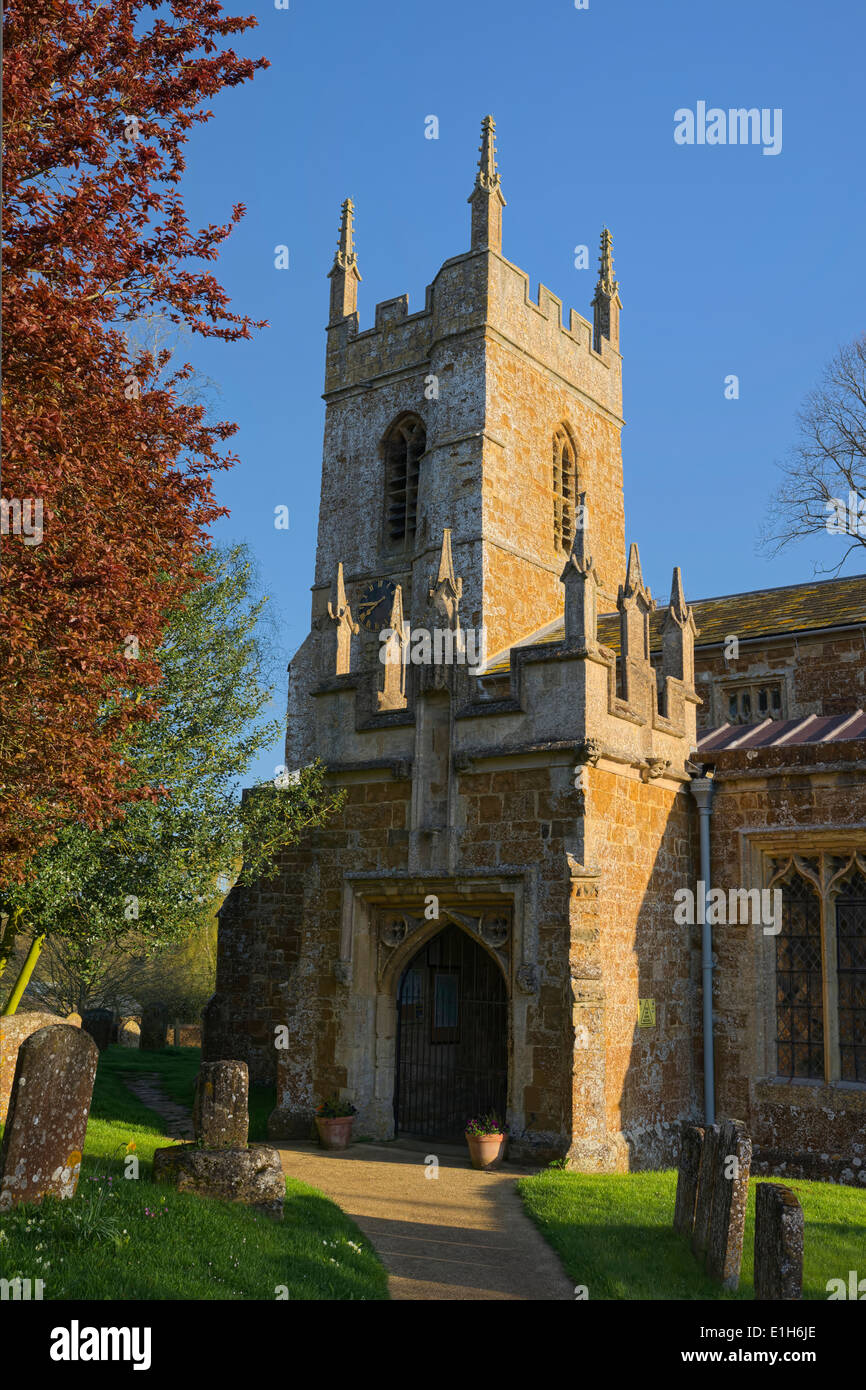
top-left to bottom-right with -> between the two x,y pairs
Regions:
139,1004 -> 168,1051
706,1117 -> 752,1290
754,1183 -> 804,1300
193,1061 -> 248,1148
118,1017 -> 141,1048
81,1008 -> 113,1052
153,1059 -> 284,1220
691,1122 -> 719,1258
0,1024 -> 99,1211
673,1125 -> 704,1236
0,1011 -> 73,1123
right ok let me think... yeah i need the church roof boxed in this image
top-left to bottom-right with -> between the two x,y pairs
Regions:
481,573 -> 866,675
697,710 -> 866,753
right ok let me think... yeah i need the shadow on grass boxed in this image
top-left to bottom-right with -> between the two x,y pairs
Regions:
1,1161 -> 388,1301
518,1169 -> 866,1301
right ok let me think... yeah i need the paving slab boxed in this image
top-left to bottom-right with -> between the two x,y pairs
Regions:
274,1139 -> 573,1301
123,1072 -> 193,1139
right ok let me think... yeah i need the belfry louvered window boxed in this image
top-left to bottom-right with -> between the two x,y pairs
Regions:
384,415 -> 425,547
553,428 -> 577,552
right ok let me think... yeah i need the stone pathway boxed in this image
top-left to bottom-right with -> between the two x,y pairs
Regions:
123,1071 -> 193,1139
274,1139 -> 573,1301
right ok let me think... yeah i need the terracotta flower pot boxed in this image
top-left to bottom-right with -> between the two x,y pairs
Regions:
315,1115 -> 354,1151
466,1132 -> 505,1170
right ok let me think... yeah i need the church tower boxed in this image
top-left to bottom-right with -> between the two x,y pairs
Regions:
289,116 -> 627,763
214,119 -> 703,1169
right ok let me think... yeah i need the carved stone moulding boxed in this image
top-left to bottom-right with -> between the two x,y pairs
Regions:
380,914 -> 410,948
516,964 -> 539,994
567,854 -> 602,900
481,913 -> 510,948
574,739 -> 604,767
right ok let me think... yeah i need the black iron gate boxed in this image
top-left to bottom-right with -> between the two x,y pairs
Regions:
394,923 -> 507,1139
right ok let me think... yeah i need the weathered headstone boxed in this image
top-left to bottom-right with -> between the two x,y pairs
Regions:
118,1017 -> 141,1048
139,1003 -> 168,1051
152,1144 -> 285,1220
81,1008 -> 113,1052
691,1122 -> 719,1258
193,1061 -> 249,1149
673,1125 -> 704,1236
754,1182 -> 804,1300
0,1011 -> 70,1122
706,1117 -> 752,1289
154,1058 -> 283,1219
0,1024 -> 99,1211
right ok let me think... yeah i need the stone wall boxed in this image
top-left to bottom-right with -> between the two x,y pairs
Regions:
695,629 -> 866,731
457,761 -> 574,1156
210,774 -> 413,1091
483,340 -> 625,657
585,766 -> 700,1169
707,737 -> 866,1177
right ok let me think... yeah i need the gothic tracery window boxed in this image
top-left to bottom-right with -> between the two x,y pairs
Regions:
383,415 -> 425,547
769,853 -> 866,1085
836,869 -> 866,1082
775,873 -> 824,1079
553,427 -> 577,553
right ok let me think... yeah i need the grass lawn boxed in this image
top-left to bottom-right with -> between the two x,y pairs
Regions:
518,1168 -> 866,1300
0,1045 -> 388,1301
90,1044 -> 276,1143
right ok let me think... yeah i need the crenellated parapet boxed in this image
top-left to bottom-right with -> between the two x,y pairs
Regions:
303,532 -> 699,776
449,537 -> 699,775
483,265 -> 623,432
323,117 -> 622,419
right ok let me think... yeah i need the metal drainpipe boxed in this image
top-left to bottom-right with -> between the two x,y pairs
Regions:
689,776 -> 715,1126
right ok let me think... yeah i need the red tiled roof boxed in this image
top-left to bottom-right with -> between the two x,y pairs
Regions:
697,711 -> 866,753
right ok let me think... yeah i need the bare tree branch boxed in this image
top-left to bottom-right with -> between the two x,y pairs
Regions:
759,333 -> 866,575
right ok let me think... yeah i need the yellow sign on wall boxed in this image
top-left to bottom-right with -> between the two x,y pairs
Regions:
637,998 -> 656,1028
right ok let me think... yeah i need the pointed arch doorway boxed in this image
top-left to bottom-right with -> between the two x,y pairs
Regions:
393,921 -> 507,1140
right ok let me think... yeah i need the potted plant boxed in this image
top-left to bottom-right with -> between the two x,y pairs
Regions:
314,1095 -> 357,1151
465,1112 -> 506,1170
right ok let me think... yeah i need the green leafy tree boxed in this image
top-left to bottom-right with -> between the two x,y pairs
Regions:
30,907 -> 218,1020
1,545 -> 344,1014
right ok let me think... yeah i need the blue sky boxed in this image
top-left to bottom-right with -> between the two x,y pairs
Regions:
177,0 -> 866,781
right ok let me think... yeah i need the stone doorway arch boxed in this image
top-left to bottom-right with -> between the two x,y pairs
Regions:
393,921 -> 508,1140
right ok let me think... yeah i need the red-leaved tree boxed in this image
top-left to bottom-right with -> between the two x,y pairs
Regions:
1,0 -> 268,883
